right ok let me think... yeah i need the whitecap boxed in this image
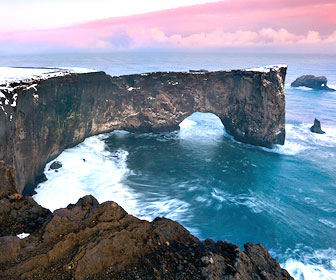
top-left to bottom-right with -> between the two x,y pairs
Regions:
33,134 -> 136,213
284,259 -> 336,280
264,123 -> 336,156
283,248 -> 336,280
294,86 -> 314,91
179,118 -> 197,129
327,84 -> 336,90
318,219 -> 336,229
210,188 -> 282,215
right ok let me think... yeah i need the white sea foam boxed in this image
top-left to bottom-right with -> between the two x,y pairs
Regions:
179,113 -> 336,157
266,123 -> 336,156
32,133 -> 194,232
33,134 -> 137,213
318,219 -> 336,229
283,248 -> 336,280
134,198 -> 191,222
285,259 -> 336,280
294,86 -> 314,91
210,188 -> 283,215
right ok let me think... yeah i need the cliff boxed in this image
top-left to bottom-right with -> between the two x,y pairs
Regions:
0,66 -> 287,193
0,161 -> 293,280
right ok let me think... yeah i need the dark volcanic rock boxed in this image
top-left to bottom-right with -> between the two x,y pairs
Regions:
0,192 -> 293,280
310,118 -> 326,134
291,75 -> 335,91
189,69 -> 209,73
49,161 -> 62,170
0,67 -> 286,193
0,161 -> 51,237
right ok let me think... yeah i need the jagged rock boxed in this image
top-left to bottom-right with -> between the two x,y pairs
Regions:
291,75 -> 335,91
0,193 -> 293,280
0,67 -> 287,193
310,118 -> 326,134
0,161 -> 51,237
49,161 -> 62,170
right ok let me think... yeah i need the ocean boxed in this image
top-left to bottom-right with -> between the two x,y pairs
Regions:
1,52 -> 335,280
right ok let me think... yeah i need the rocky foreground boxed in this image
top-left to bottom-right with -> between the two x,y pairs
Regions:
0,161 -> 293,280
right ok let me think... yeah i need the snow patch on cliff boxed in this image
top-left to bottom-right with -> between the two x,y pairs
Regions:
17,233 -> 30,239
0,67 -> 96,84
0,67 -> 96,118
245,65 -> 287,73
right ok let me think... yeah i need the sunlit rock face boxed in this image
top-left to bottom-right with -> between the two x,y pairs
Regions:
0,66 -> 286,193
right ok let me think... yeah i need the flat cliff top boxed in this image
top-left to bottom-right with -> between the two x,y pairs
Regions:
244,64 -> 287,73
0,64 -> 287,84
0,67 -> 97,117
0,66 -> 97,84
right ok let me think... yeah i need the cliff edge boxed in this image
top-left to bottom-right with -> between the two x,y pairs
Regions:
0,66 -> 286,193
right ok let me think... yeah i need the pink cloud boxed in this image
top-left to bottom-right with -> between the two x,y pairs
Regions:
1,0 -> 336,52
123,27 -> 336,49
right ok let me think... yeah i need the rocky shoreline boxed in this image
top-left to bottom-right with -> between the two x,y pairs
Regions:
0,161 -> 293,280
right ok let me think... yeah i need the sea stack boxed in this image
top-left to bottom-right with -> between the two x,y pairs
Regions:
310,118 -> 326,134
291,75 -> 335,91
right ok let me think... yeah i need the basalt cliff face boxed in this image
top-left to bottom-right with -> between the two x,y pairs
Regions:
0,67 -> 286,193
0,161 -> 293,280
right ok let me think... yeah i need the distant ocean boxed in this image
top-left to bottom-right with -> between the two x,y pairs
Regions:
1,52 -> 335,280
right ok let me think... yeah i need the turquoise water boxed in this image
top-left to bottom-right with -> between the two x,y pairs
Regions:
1,52 -> 335,279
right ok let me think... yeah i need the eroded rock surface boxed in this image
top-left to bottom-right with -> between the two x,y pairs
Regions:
0,67 -> 287,193
0,161 -> 51,237
0,195 -> 293,279
291,75 -> 335,91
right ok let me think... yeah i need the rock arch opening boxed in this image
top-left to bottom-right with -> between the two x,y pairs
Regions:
178,112 -> 226,140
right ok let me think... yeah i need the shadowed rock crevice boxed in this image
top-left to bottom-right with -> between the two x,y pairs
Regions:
0,67 -> 287,193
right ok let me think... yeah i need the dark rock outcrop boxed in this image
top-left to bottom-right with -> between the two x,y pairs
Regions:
0,161 -> 51,237
310,118 -> 326,134
0,67 -> 286,193
0,163 -> 293,280
49,161 -> 62,170
291,75 -> 335,91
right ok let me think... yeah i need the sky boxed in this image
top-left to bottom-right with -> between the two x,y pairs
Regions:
1,0 -> 336,53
